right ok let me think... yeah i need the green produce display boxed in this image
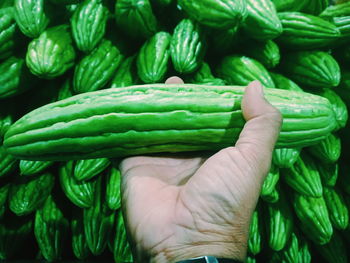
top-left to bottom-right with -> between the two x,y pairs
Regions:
74,158 -> 110,181
71,208 -> 90,260
283,153 -> 323,197
177,0 -> 247,29
0,56 -> 34,99
26,25 -> 76,79
73,39 -> 123,94
14,0 -> 50,38
323,186 -> 349,230
34,195 -> 69,261
170,18 -> 205,74
316,162 -> 338,187
261,164 -> 279,202
293,193 -> 333,245
83,177 -> 115,256
265,190 -> 293,251
248,204 -> 263,255
59,161 -> 96,208
137,31 -> 171,83
217,55 -> 275,88
242,0 -> 282,40
0,144 -> 17,177
9,172 -> 54,216
115,0 -> 158,39
276,12 -> 340,49
308,133 -> 341,163
19,159 -> 54,176
243,40 -> 280,69
1,0 -> 350,262
106,167 -> 121,211
0,7 -> 16,60
279,50 -> 341,89
272,147 -> 300,168
71,0 -> 108,53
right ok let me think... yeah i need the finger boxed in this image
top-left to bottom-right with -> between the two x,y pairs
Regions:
235,81 -> 282,174
165,76 -> 184,84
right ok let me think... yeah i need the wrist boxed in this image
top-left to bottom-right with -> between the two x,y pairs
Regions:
151,239 -> 248,263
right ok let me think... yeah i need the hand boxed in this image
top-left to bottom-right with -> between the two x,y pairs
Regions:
119,77 -> 282,263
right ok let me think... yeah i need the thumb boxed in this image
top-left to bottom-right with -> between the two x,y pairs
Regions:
235,81 -> 282,174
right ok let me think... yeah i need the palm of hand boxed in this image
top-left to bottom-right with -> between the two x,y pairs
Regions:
120,148 -> 264,262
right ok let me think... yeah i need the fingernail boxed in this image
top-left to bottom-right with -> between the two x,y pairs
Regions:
251,81 -> 264,96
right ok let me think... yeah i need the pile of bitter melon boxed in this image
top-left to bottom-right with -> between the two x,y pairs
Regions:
1,0 -> 350,262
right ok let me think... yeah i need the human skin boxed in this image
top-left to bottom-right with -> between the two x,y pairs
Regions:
119,78 -> 282,263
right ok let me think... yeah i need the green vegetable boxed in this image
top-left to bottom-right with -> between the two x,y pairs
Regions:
112,212 -> 133,263
0,7 -> 16,60
280,51 -> 341,88
317,88 -> 348,130
276,12 -> 340,50
0,144 -> 17,177
170,19 -> 204,74
0,112 -> 13,142
261,164 -> 280,202
242,0 -> 282,40
26,25 -> 76,79
34,195 -> 69,262
315,230 -> 348,263
217,55 -> 275,88
0,56 -> 34,99
19,160 -> 54,176
9,172 -> 54,216
74,158 -> 110,181
323,186 -> 349,230
106,167 -> 121,210
308,133 -> 341,163
3,84 -> 338,161
272,148 -> 301,168
110,55 -> 138,88
316,162 -> 338,187
284,152 -> 323,197
71,208 -> 90,260
244,40 -> 280,69
177,0 -> 247,29
71,0 -> 108,53
269,72 -> 303,92
279,232 -> 300,263
84,177 -> 115,255
300,0 -> 329,15
137,31 -> 171,83
248,204 -> 262,255
73,39 -> 123,93
293,193 -> 333,245
266,191 -> 294,251
115,0 -> 158,39
57,78 -> 74,101
298,239 -> 312,263
272,0 -> 307,12
59,161 -> 96,208
14,0 -> 50,38
320,1 -> 350,18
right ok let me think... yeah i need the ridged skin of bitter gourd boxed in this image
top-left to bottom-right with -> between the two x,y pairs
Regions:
178,0 -> 247,29
4,84 -> 337,161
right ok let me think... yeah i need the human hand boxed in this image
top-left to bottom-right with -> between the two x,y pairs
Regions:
119,77 -> 282,263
